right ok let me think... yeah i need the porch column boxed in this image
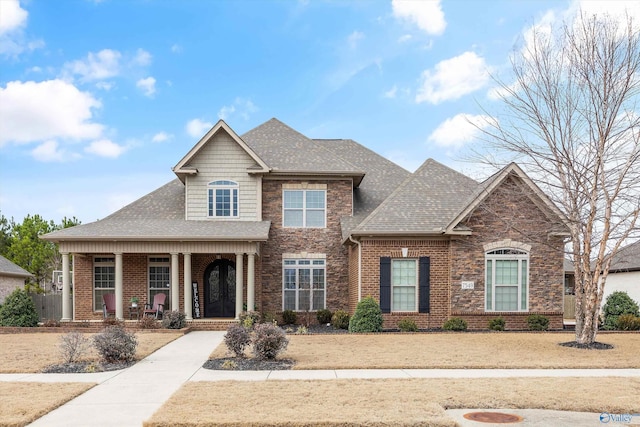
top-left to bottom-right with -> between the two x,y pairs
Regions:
61,252 -> 71,322
247,252 -> 255,312
183,253 -> 192,320
115,252 -> 123,320
235,253 -> 244,319
171,253 -> 179,311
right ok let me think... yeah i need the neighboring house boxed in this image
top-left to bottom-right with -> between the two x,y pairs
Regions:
43,118 -> 569,329
602,240 -> 640,307
0,255 -> 33,304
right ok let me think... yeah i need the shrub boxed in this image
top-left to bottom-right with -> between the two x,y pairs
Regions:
398,318 -> 418,332
616,314 -> 640,331
138,316 -> 160,329
43,319 -> 61,327
224,324 -> 251,357
349,297 -> 383,333
488,317 -> 506,331
239,311 -> 261,329
602,291 -> 640,330
221,359 -> 237,370
252,322 -> 289,360
262,312 -> 277,325
296,325 -> 308,334
443,317 -> 467,331
162,310 -> 186,329
93,325 -> 138,363
0,288 -> 39,327
282,309 -> 297,325
527,314 -> 549,331
59,332 -> 91,364
102,317 -> 124,327
316,309 -> 333,324
331,310 -> 350,330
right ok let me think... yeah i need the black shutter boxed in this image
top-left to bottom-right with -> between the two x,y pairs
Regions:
419,256 -> 430,313
379,257 -> 391,313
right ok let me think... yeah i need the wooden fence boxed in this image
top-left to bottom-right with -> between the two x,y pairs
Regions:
31,293 -> 72,321
563,295 -> 576,319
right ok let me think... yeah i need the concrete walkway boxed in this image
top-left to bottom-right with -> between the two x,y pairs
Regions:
0,331 -> 635,426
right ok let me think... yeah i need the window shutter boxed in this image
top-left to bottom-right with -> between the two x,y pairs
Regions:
419,256 -> 430,313
379,257 -> 391,313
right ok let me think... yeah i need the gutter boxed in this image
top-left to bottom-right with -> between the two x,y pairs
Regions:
348,235 -> 362,303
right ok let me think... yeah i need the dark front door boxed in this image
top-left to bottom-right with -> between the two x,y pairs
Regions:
204,259 -> 236,318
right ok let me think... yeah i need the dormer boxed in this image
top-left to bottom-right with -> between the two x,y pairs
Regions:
173,120 -> 270,221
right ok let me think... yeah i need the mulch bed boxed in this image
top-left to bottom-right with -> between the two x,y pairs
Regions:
559,341 -> 614,350
203,357 -> 294,371
42,361 -> 135,373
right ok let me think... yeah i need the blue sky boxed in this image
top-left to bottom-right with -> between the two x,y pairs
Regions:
1,0 -> 637,224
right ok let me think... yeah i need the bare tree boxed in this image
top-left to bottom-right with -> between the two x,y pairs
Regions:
477,12 -> 640,345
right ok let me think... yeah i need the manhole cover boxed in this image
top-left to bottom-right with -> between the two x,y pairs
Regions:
463,412 -> 524,423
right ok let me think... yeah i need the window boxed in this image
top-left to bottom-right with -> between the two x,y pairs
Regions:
392,259 -> 417,311
93,257 -> 115,311
149,257 -> 170,309
208,180 -> 239,218
283,259 -> 325,311
485,249 -> 529,311
283,190 -> 326,227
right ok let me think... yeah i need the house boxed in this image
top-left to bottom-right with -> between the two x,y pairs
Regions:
601,240 -> 640,307
0,255 -> 34,304
42,118 -> 569,329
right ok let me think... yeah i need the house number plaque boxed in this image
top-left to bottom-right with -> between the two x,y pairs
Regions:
461,281 -> 475,290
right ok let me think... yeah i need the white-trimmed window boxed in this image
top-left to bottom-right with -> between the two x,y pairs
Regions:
485,249 -> 529,311
283,259 -> 326,311
93,257 -> 115,311
392,259 -> 417,312
208,180 -> 239,218
283,190 -> 326,228
148,257 -> 170,308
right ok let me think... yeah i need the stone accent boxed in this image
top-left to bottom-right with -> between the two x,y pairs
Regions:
260,179 -> 352,316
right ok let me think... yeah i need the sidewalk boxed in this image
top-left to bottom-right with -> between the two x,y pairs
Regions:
1,331 -> 635,426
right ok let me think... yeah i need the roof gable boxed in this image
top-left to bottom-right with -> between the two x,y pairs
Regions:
608,240 -> 640,272
0,255 -> 33,278
173,120 -> 269,182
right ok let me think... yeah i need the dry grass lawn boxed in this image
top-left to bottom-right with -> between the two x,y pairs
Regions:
211,332 -> 640,369
146,377 -> 640,426
0,331 -> 183,373
0,382 -> 93,427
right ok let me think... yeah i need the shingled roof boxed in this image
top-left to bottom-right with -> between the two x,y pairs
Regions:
0,255 -> 33,278
608,240 -> 640,272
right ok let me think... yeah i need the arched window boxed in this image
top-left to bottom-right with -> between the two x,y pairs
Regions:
208,180 -> 239,218
485,248 -> 529,311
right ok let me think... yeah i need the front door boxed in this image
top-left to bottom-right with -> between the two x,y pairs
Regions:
204,259 -> 236,318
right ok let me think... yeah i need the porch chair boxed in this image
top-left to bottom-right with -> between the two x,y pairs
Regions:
102,293 -> 116,318
143,293 -> 166,319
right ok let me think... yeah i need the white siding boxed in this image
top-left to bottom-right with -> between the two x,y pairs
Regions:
58,241 -> 260,255
602,271 -> 640,308
184,130 -> 259,221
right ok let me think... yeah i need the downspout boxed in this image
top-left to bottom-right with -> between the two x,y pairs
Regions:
348,235 -> 362,303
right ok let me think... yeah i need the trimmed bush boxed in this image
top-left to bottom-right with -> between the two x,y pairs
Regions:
349,297 -> 383,333
93,325 -> 138,363
224,324 -> 251,357
137,316 -> 160,329
616,314 -> 640,331
331,310 -> 350,330
239,311 -> 261,329
527,314 -> 549,331
398,318 -> 418,332
0,288 -> 39,327
282,309 -> 297,325
59,332 -> 91,364
602,291 -> 640,330
252,322 -> 289,360
316,309 -> 333,324
162,310 -> 186,329
443,317 -> 467,331
488,317 -> 506,331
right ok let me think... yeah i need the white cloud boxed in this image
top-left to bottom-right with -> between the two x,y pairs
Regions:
132,48 -> 152,67
95,81 -> 115,91
31,140 -> 66,162
384,85 -> 397,99
217,97 -> 258,121
0,0 -> 27,35
151,132 -> 172,143
136,76 -> 156,97
347,31 -> 364,49
398,34 -> 412,43
85,139 -> 126,158
0,79 -> 103,146
218,105 -> 235,120
416,51 -> 491,104
428,113 -> 495,148
64,49 -> 121,82
170,44 -> 182,53
392,0 -> 446,36
186,118 -> 213,138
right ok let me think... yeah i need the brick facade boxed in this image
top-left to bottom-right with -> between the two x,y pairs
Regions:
260,179 -> 352,317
